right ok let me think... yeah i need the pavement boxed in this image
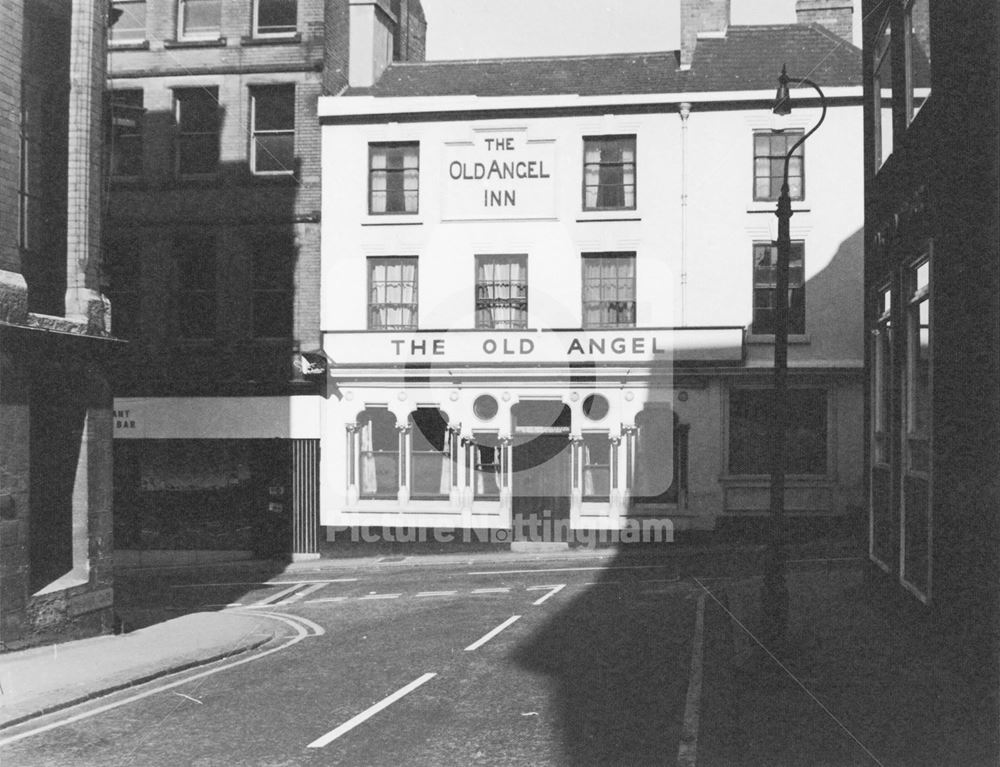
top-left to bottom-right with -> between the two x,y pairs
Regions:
0,540 -> 993,764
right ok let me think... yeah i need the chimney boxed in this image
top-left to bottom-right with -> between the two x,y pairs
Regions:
795,0 -> 853,43
348,0 -> 396,88
679,0 -> 731,70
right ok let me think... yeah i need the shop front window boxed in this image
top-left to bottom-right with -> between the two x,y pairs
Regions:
632,407 -> 681,504
729,388 -> 828,476
409,408 -> 451,498
359,408 -> 399,498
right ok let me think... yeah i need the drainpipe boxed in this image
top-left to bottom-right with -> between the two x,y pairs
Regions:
679,103 -> 691,326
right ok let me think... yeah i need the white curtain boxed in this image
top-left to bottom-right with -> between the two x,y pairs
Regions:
582,441 -> 595,497
439,432 -> 452,495
584,140 -> 634,209
370,260 -> 416,329
361,421 -> 377,494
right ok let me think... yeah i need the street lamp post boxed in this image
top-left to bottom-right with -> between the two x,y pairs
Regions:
763,65 -> 827,643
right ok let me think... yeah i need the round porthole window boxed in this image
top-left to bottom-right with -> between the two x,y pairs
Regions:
473,394 -> 499,420
582,394 -> 609,421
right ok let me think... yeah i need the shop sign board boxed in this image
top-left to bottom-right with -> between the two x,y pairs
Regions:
324,327 -> 744,367
442,132 -> 557,220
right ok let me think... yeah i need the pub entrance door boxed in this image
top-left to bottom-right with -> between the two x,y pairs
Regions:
511,401 -> 572,539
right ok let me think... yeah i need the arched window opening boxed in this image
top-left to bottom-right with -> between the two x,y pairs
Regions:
409,408 -> 451,498
359,408 -> 399,498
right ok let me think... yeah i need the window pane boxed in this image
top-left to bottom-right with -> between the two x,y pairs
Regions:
182,0 -> 221,35
253,86 -> 294,130
256,0 -> 296,33
369,143 -> 419,214
753,130 -> 804,201
751,242 -> 805,334
254,134 -> 294,172
583,136 -> 636,210
111,1 -> 147,41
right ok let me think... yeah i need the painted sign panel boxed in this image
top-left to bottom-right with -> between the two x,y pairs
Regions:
323,328 -> 744,366
442,133 -> 557,220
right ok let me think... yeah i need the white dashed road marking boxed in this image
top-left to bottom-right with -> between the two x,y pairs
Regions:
307,673 -> 437,748
527,584 -> 566,605
415,591 -> 458,598
464,616 -> 521,652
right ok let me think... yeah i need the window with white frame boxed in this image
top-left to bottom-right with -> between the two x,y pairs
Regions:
179,0 -> 222,39
905,259 -> 930,474
174,87 -> 219,176
581,433 -> 611,499
581,253 -> 636,328
583,135 -> 636,210
368,257 -> 417,330
110,0 -> 147,43
358,408 -> 400,498
475,255 -> 528,329
409,408 -> 451,498
250,85 -> 294,175
369,142 -> 419,214
752,241 -> 805,335
753,130 -> 804,201
470,433 -> 501,499
905,0 -> 931,123
872,14 -> 894,168
254,0 -> 296,36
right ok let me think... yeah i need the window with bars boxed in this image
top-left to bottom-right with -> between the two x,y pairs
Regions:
369,142 -> 419,214
179,0 -> 221,39
174,232 -> 217,339
475,255 -> 527,329
175,87 -> 219,176
581,253 -> 636,328
109,89 -> 143,178
110,0 -> 147,43
752,241 -> 805,335
252,231 -> 294,338
254,0 -> 296,35
251,85 -> 294,175
583,135 -> 635,210
753,130 -> 804,201
368,257 -> 417,330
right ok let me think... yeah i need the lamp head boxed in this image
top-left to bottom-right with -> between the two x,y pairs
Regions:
773,64 -> 792,116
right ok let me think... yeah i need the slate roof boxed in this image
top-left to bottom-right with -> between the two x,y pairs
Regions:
345,24 -> 861,99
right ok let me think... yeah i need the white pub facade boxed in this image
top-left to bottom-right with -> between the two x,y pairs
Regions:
318,23 -> 866,537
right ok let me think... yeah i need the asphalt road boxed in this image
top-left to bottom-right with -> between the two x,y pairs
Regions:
0,557 -> 709,766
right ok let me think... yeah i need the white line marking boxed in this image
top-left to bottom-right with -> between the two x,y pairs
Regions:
471,587 -> 511,594
359,593 -> 401,600
415,591 -> 457,598
677,593 -> 706,767
278,582 -> 328,604
306,673 -> 437,748
304,597 -> 349,604
171,579 -> 358,589
250,583 -> 302,606
527,584 -> 566,605
464,616 -> 521,651
469,564 -> 671,575
0,611 -> 322,747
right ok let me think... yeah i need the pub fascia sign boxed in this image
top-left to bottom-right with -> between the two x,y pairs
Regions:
442,132 -> 557,220
324,328 -> 744,366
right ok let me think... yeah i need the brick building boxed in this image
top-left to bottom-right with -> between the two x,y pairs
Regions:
106,0 -> 425,563
862,0 -> 999,658
0,0 -> 118,648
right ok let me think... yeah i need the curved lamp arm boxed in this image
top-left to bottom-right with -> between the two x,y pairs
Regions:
775,66 -> 828,191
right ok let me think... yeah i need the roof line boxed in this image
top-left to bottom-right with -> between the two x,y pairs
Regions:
389,50 -> 681,66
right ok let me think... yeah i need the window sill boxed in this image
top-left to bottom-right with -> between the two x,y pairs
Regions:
747,333 -> 811,345
746,202 -> 810,214
241,33 -> 301,46
109,40 -> 150,51
362,217 -> 423,226
577,212 -> 639,222
249,172 -> 298,185
164,37 -> 227,49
